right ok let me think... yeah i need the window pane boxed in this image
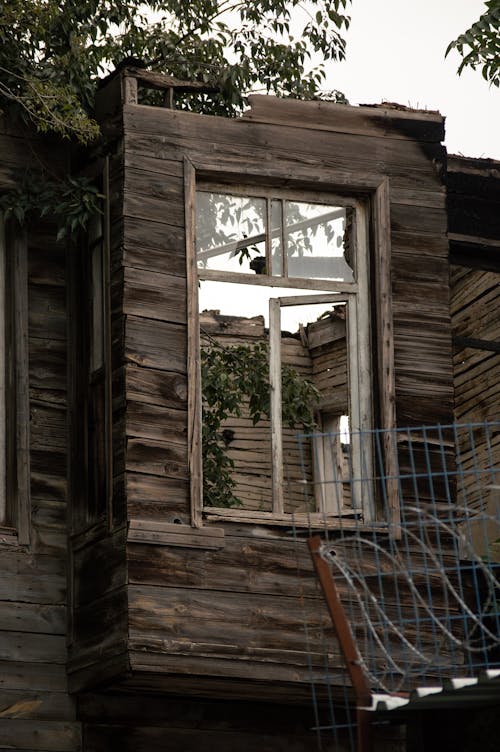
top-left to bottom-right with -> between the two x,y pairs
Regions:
285,201 -> 354,281
200,281 -> 273,511
279,302 -> 350,515
196,192 -> 267,274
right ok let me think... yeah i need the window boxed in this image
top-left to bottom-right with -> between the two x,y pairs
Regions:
190,184 -> 375,526
71,208 -> 112,533
69,160 -> 112,535
0,214 -> 30,543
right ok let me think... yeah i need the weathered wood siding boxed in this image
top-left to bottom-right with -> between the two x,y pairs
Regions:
448,155 -> 500,513
67,146 -> 129,693
103,84 -> 453,697
0,119 -> 80,750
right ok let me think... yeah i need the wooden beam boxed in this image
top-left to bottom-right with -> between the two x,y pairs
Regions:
124,68 -> 219,95
11,222 -> 30,545
128,519 -> 224,549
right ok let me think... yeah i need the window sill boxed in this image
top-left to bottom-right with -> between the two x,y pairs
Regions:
202,508 -> 366,530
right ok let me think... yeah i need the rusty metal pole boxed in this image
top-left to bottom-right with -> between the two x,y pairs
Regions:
308,535 -> 373,752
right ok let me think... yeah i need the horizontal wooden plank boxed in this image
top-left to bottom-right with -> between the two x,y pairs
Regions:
127,584 -> 333,662
120,239 -> 186,278
0,719 -> 80,751
124,105 -> 444,179
30,402 -> 67,451
124,115 -> 444,195
125,167 -> 183,200
28,284 -> 66,341
0,631 -> 66,664
242,94 -> 445,142
127,532 -> 320,598
126,437 -> 188,480
123,266 -> 186,324
390,202 -> 447,236
0,660 -> 69,692
124,153 -> 184,178
126,401 -> 187,445
391,230 -> 449,257
128,520 -> 224,549
0,602 -> 65,635
124,215 -> 185,254
125,365 -> 187,410
125,316 -> 186,374
126,472 -> 190,523
124,191 -> 185,228
127,646 -> 338,685
0,553 -> 65,604
0,689 -> 76,721
29,336 -> 66,390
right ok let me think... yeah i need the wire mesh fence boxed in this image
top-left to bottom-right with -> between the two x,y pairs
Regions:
295,421 -> 500,746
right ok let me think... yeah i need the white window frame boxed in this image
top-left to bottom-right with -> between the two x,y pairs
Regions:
189,179 -> 377,526
185,155 -> 398,531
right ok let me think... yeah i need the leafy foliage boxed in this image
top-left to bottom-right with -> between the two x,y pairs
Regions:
201,337 -> 319,508
0,1 -> 350,233
446,1 -> 500,87
0,172 -> 103,240
0,0 -> 351,142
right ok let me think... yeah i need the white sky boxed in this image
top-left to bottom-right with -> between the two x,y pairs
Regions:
327,0 -> 499,160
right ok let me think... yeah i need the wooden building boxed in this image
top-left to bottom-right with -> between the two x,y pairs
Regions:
0,67 -> 499,751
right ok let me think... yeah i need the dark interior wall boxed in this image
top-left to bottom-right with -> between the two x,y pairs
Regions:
448,156 -> 500,517
448,155 -> 500,426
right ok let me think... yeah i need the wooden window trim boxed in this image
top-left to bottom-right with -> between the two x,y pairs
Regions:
186,162 -> 396,529
0,215 -> 30,545
69,160 -> 113,536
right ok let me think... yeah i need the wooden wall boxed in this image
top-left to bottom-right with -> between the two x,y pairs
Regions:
66,146 -> 129,693
91,83 -> 453,700
0,119 -> 80,750
448,155 -> 500,513
449,155 -> 500,425
5,76 -> 495,752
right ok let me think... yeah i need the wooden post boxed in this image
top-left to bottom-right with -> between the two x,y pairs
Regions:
103,157 -> 113,530
269,298 -> 283,515
185,158 -> 203,527
308,535 -> 373,752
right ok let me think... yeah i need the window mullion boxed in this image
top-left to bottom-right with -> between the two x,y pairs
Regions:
280,200 -> 287,278
265,198 -> 272,275
0,215 -> 6,525
269,298 -> 284,514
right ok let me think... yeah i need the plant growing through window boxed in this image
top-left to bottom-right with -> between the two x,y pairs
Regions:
192,184 -> 373,523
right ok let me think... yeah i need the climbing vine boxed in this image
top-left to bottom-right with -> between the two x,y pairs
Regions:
201,336 -> 319,508
0,171 -> 103,239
